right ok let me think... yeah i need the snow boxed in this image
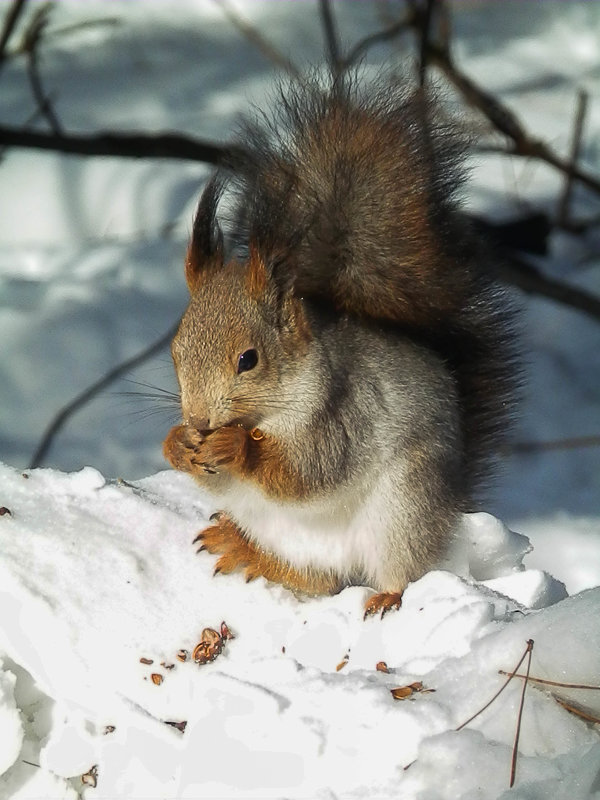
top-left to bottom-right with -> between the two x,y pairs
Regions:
0,461 -> 599,799
0,1 -> 599,798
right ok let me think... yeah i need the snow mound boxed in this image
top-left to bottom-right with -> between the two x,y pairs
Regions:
0,461 -> 598,799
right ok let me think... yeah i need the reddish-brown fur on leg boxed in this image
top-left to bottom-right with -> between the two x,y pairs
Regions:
195,515 -> 340,596
238,433 -> 313,500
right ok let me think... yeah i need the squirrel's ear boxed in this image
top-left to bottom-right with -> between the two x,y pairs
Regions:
246,242 -> 298,307
246,244 -> 270,300
185,174 -> 225,292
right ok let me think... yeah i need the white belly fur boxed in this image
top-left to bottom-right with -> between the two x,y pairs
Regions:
219,475 -> 394,584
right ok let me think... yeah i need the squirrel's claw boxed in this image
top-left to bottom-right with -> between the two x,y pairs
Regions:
363,592 -> 403,620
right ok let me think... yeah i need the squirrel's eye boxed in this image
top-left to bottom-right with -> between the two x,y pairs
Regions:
237,348 -> 258,374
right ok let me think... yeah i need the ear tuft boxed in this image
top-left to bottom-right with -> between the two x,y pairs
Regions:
186,174 -> 225,292
246,243 -> 269,300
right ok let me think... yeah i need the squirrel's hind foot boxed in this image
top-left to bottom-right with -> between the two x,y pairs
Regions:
194,514 -> 341,596
194,515 -> 255,576
363,592 -> 403,619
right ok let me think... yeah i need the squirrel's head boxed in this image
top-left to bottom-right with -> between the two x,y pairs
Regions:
171,175 -> 312,433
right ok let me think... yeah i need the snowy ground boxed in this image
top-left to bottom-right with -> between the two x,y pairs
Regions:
0,1 -> 599,798
1,462 -> 599,799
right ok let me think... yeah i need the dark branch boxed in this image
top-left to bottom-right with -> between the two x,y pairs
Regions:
0,0 -> 28,67
22,3 -> 63,134
509,434 -> 600,454
557,89 -> 588,226
214,0 -> 299,77
319,0 -> 342,75
418,0 -> 437,86
343,14 -> 412,68
500,254 -> 600,323
0,125 -> 235,163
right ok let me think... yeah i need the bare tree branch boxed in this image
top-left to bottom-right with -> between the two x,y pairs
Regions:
21,3 -> 63,133
213,0 -> 299,77
557,89 -> 588,227
0,0 -> 28,67
0,125 -> 235,163
344,5 -> 600,198
425,42 -> 600,197
29,323 -> 180,469
418,0 -> 437,86
500,254 -> 600,323
508,434 -> 600,455
343,13 -> 412,68
319,0 -> 342,76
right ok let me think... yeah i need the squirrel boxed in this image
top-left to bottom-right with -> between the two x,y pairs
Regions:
163,72 -> 518,617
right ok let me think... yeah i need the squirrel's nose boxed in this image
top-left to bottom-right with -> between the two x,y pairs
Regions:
188,414 -> 211,431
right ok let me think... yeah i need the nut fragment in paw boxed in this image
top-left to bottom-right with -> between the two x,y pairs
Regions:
249,427 -> 265,441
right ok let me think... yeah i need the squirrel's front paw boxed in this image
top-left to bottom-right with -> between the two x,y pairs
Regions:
163,423 -> 249,477
163,424 -> 207,474
197,425 -> 249,473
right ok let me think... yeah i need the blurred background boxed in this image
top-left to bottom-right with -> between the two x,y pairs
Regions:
0,0 -> 598,577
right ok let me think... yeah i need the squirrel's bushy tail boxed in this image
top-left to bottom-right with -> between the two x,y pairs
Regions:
227,71 -> 519,500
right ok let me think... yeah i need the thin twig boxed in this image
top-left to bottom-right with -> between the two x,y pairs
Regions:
557,89 -> 589,227
343,13 -> 413,68
500,254 -> 600,324
508,435 -> 600,455
560,212 -> 600,234
26,51 -> 62,132
319,0 -> 342,76
499,671 -> 600,690
456,639 -> 534,731
29,323 -> 179,469
418,0 -> 437,86
553,697 -> 600,725
22,3 -> 63,134
510,639 -> 534,788
212,0 -> 299,77
0,0 -> 28,67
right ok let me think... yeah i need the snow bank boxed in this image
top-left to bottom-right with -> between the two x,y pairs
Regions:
0,461 -> 598,799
